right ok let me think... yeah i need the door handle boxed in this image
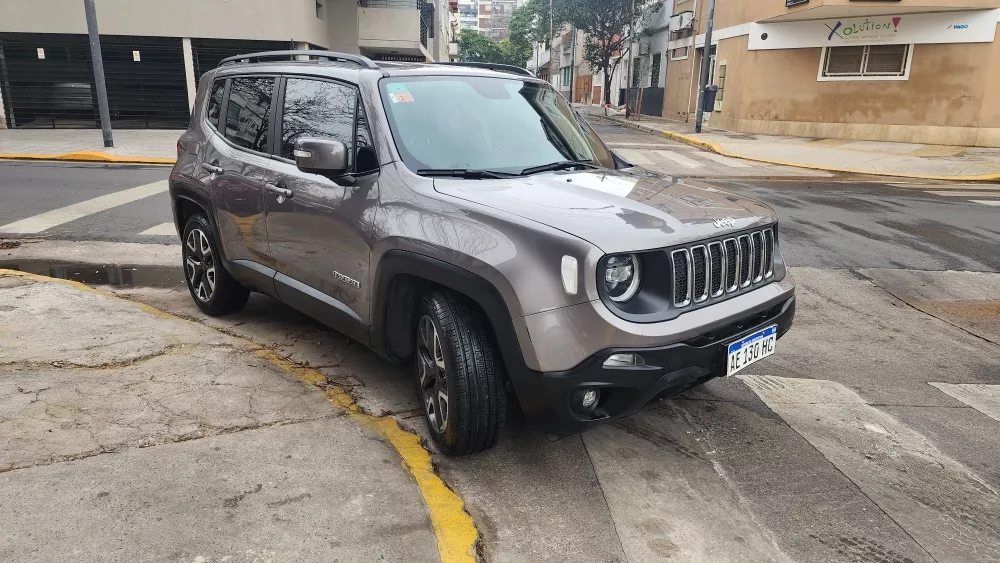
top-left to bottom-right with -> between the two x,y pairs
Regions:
265,183 -> 293,198
201,162 -> 223,174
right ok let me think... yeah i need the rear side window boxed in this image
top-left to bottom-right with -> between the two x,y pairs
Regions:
206,79 -> 225,129
224,77 -> 274,153
280,78 -> 357,168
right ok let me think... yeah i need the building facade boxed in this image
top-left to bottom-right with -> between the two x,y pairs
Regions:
0,0 -> 454,129
478,0 -> 519,41
663,0 -> 1000,146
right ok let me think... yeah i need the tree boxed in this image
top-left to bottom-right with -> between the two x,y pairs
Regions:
539,0 -> 656,106
457,29 -> 532,68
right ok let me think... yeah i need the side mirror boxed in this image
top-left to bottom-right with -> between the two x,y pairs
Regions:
294,138 -> 348,176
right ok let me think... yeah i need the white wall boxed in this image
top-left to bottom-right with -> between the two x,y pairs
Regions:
0,0 -> 335,47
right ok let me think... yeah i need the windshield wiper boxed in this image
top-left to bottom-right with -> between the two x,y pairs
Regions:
416,168 -> 511,179
518,160 -> 601,176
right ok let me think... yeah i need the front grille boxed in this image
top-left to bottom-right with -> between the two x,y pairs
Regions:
672,228 -> 775,310
671,249 -> 691,306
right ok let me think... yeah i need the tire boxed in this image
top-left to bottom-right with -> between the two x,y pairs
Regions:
181,214 -> 250,316
416,290 -> 506,455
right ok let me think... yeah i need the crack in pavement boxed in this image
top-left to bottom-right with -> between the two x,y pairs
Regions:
0,414 -> 340,475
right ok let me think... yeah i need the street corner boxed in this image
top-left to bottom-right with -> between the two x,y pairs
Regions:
0,270 -> 477,563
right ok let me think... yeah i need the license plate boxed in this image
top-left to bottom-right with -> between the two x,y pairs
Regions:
726,325 -> 777,376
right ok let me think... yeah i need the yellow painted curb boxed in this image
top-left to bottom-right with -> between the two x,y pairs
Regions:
0,151 -> 175,165
608,117 -> 1000,182
0,268 -> 479,563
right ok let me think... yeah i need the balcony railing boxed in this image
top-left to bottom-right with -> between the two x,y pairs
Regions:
359,0 -> 420,7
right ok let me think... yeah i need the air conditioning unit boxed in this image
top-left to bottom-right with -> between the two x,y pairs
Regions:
669,11 -> 695,32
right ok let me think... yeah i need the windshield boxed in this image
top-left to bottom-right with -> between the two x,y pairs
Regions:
379,75 -> 615,174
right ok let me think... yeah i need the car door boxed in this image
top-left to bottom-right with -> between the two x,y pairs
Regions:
197,75 -> 278,293
263,76 -> 380,342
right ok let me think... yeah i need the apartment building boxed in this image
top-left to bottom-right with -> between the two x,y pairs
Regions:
478,0 -> 519,41
0,0 -> 456,129
459,0 -> 480,30
663,0 -> 1000,146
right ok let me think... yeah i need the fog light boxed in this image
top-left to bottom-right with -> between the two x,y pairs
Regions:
572,387 -> 601,416
603,353 -> 645,368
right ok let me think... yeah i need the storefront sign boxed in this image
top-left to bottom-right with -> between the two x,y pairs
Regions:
749,8 -> 999,50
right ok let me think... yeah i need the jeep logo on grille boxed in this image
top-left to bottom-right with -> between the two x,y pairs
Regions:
713,217 -> 737,229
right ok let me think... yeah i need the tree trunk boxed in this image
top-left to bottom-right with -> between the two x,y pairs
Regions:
603,71 -> 612,107
637,86 -> 644,121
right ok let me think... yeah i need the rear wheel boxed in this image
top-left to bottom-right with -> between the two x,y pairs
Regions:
416,290 -> 506,455
182,214 -> 249,315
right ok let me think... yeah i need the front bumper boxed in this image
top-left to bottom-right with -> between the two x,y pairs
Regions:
513,295 -> 795,434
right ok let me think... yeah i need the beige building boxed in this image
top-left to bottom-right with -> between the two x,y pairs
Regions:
663,0 -> 1000,146
0,0 -> 457,129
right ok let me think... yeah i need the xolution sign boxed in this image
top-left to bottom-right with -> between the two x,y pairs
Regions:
749,8 -> 999,50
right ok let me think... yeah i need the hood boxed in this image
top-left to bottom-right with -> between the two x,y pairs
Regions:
433,168 -> 778,254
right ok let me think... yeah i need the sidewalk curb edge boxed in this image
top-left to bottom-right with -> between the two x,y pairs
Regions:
0,151 -> 175,165
602,116 -> 1000,182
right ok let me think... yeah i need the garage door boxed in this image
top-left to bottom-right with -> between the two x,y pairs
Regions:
191,39 -> 295,85
0,33 -> 189,129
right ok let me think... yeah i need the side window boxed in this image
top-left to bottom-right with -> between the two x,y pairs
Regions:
206,79 -> 225,129
224,77 -> 274,153
355,99 -> 378,174
280,78 -> 356,167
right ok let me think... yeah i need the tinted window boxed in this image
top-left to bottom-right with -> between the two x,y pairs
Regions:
379,76 -> 615,173
281,78 -> 357,166
224,77 -> 274,153
206,80 -> 225,129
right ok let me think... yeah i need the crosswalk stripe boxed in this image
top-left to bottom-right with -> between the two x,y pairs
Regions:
0,181 -> 169,234
607,142 -> 676,148
139,222 -> 178,237
614,148 -> 655,166
929,383 -> 1000,423
653,150 -> 704,168
926,191 -> 1000,197
971,200 -> 1000,206
695,152 -> 755,168
741,374 -> 1000,562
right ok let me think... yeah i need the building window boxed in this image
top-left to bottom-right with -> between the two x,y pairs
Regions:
650,53 -> 661,88
671,46 -> 689,60
561,66 -> 572,88
819,45 -> 911,81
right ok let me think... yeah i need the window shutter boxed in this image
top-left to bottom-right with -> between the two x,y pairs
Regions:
824,46 -> 865,76
864,45 -> 908,76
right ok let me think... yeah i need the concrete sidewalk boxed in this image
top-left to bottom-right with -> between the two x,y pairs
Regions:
0,270 -> 477,563
0,129 -> 180,164
581,106 -> 1000,181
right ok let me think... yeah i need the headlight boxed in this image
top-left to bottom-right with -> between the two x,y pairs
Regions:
604,254 -> 641,302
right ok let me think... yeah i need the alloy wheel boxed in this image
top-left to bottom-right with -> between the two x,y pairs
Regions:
417,315 -> 449,434
184,228 -> 216,303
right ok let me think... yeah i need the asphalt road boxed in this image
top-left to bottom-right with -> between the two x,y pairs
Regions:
2,123 -> 999,563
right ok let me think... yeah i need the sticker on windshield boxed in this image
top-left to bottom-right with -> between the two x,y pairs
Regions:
387,83 -> 414,104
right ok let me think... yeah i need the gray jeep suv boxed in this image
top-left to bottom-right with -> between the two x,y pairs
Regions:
169,51 -> 795,456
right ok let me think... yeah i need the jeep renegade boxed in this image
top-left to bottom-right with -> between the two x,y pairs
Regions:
169,51 -> 795,456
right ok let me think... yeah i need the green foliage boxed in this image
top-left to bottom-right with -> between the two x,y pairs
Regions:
458,29 -> 532,68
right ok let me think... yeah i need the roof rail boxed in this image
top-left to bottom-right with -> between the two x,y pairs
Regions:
218,50 -> 380,70
432,62 -> 535,77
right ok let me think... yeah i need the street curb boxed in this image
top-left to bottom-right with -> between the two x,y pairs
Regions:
0,151 -> 175,165
601,115 -> 1000,182
0,268 -> 480,563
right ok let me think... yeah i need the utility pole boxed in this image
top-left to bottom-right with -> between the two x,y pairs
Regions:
694,0 -> 716,133
547,0 -> 554,87
568,26 -> 576,104
625,0 -> 635,117
84,0 -> 113,147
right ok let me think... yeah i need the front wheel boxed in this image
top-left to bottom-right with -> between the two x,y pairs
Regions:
181,214 -> 249,315
416,290 -> 506,455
